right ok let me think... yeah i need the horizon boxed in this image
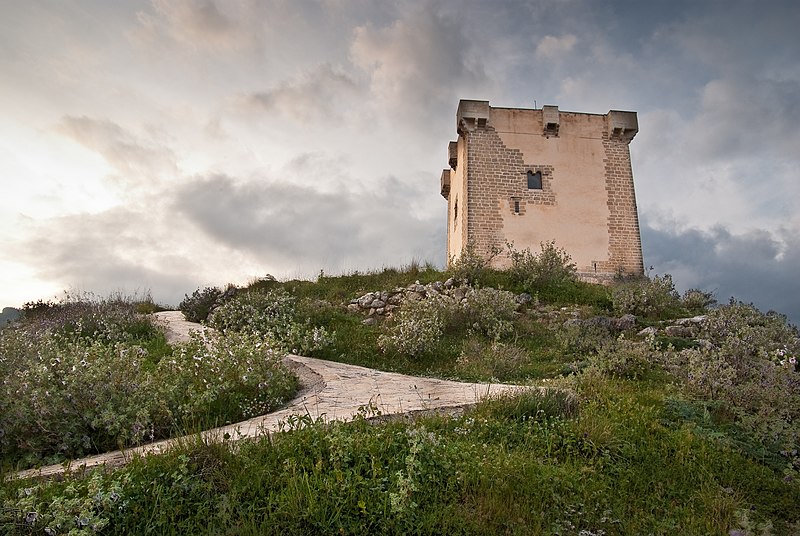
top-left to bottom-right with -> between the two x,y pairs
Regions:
2,1 -> 798,325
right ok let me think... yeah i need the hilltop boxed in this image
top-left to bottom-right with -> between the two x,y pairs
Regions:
1,246 -> 798,534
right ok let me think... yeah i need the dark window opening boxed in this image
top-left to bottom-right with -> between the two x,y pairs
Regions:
453,200 -> 458,227
514,200 -> 520,214
527,170 -> 542,189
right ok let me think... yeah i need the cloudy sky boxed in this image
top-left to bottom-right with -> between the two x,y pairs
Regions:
1,0 -> 798,323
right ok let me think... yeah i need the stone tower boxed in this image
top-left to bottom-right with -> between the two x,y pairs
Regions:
440,100 -> 644,282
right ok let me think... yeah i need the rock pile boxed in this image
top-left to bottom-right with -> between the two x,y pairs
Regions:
348,279 -> 532,324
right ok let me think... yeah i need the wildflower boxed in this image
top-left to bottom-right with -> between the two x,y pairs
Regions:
790,356 -> 797,365
24,511 -> 38,525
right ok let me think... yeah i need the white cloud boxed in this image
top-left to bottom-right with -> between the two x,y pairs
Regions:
349,4 -> 487,120
236,64 -> 362,123
534,34 -> 577,60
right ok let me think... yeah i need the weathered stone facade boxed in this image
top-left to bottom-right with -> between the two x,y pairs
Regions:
440,100 -> 644,281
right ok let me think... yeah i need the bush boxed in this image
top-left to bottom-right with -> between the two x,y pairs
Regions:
587,335 -> 654,380
378,287 -> 518,357
611,273 -> 680,318
556,320 -> 615,356
208,288 -> 333,355
179,286 -> 223,322
507,240 -> 577,288
681,288 -> 716,314
681,302 -> 800,453
0,295 -> 298,468
447,241 -> 500,285
163,331 -> 297,423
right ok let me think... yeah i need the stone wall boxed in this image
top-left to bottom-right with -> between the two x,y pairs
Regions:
442,100 -> 644,280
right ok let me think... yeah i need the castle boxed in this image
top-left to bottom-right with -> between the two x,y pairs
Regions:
440,100 -> 644,282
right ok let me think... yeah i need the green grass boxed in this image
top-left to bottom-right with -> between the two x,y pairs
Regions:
2,265 -> 797,535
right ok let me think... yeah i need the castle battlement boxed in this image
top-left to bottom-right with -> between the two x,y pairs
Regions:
441,99 -> 644,282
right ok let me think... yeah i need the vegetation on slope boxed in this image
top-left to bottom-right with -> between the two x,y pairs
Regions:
2,244 -> 798,534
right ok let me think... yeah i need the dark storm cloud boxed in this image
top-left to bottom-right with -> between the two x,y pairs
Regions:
174,174 -> 445,271
57,116 -> 177,185
642,221 -> 800,325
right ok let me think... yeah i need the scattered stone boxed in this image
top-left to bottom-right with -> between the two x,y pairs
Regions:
362,317 -> 377,326
676,315 -> 707,326
637,326 -> 658,336
347,304 -> 360,313
370,299 -> 386,309
664,325 -> 692,337
444,277 -> 456,289
614,314 -> 637,331
387,293 -> 404,305
376,307 -> 385,315
357,293 -> 376,308
516,293 -> 533,306
452,287 -> 467,301
586,316 -> 615,331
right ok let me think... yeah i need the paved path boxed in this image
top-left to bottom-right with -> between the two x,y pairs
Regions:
15,312 -> 535,479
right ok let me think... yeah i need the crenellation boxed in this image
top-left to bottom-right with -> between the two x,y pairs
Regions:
441,99 -> 644,280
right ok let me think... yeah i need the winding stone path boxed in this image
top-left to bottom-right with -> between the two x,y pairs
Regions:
15,312 -> 535,480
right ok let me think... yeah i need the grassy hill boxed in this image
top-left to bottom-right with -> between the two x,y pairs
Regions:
1,248 -> 798,535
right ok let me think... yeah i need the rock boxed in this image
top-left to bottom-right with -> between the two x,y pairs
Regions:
614,314 -> 637,331
362,317 -> 377,326
516,293 -> 533,306
347,303 -> 361,314
368,308 -> 376,316
387,293 -> 404,305
586,316 -> 615,331
696,339 -> 715,350
376,307 -> 385,315
370,299 -> 387,309
563,318 -> 583,329
452,287 -> 467,301
637,326 -> 658,336
664,325 -> 692,337
405,291 -> 424,302
380,291 -> 389,302
357,293 -> 376,308
676,315 -> 707,326
444,277 -> 456,289
385,304 -> 397,313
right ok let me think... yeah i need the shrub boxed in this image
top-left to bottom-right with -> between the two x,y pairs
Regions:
0,294 -> 298,468
447,241 -> 500,285
556,320 -> 615,356
587,335 -> 654,380
208,288 -> 333,355
611,273 -> 680,318
461,287 -> 518,340
378,295 -> 448,357
179,286 -> 223,322
379,287 -> 518,357
507,240 -> 577,288
162,331 -> 297,423
681,288 -> 716,315
681,302 -> 800,453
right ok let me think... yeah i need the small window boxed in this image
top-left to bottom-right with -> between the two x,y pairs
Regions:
514,200 -> 520,214
453,200 -> 458,227
527,170 -> 542,189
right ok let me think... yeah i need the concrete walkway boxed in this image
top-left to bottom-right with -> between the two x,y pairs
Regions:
15,312 -> 534,479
